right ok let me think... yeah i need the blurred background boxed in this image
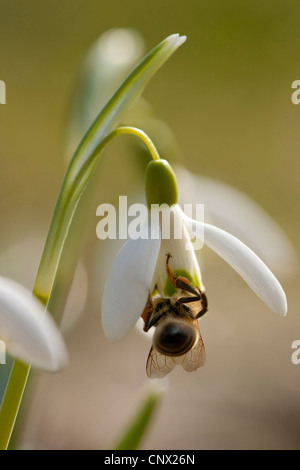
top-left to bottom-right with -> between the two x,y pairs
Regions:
0,0 -> 299,450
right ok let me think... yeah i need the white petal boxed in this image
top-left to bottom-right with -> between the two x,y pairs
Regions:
181,212 -> 287,316
101,217 -> 161,341
0,277 -> 68,371
175,165 -> 297,276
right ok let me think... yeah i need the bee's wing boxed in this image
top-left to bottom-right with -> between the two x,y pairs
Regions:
178,332 -> 206,372
146,346 -> 177,379
146,332 -> 205,378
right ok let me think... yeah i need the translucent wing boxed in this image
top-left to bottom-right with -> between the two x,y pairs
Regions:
177,333 -> 206,372
146,346 -> 177,379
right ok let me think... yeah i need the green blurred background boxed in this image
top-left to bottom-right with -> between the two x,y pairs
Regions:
0,0 -> 299,450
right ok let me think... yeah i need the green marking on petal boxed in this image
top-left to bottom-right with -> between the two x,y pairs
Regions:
164,279 -> 177,297
163,269 -> 195,297
151,286 -> 159,296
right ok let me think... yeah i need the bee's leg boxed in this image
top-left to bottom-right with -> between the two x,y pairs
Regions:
166,253 -> 209,318
166,253 -> 175,285
194,292 -> 209,319
178,295 -> 200,304
141,292 -> 154,332
200,291 -> 208,309
178,290 -> 208,319
194,307 -> 208,319
166,253 -> 200,297
147,312 -> 166,330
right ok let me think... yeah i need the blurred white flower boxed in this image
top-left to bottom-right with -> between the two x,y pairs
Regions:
65,27 -> 147,162
0,277 -> 67,371
0,235 -> 88,332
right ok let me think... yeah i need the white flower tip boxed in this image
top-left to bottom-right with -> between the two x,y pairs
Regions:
9,309 -> 69,373
101,312 -> 126,342
175,34 -> 187,48
0,277 -> 68,372
167,33 -> 187,50
249,265 -> 288,318
41,325 -> 69,373
28,305 -> 69,372
271,289 -> 288,317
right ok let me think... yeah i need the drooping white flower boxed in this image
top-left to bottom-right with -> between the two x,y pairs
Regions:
101,159 -> 287,343
0,276 -> 68,371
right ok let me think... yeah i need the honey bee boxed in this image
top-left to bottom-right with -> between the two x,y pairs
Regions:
142,254 -> 208,378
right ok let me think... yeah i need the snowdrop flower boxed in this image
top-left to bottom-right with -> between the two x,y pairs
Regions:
0,276 -> 67,371
101,159 -> 287,343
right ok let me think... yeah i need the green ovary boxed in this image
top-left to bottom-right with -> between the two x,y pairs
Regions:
145,159 -> 178,207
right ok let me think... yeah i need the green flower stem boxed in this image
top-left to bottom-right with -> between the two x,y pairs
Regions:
105,126 -> 161,161
0,33 -> 185,450
0,361 -> 30,450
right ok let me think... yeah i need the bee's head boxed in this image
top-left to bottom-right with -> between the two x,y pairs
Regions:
153,320 -> 197,356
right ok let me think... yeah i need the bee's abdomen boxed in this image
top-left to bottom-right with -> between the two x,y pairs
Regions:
153,321 -> 197,357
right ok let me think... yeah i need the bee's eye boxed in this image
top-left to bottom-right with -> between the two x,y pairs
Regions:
154,321 -> 196,356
